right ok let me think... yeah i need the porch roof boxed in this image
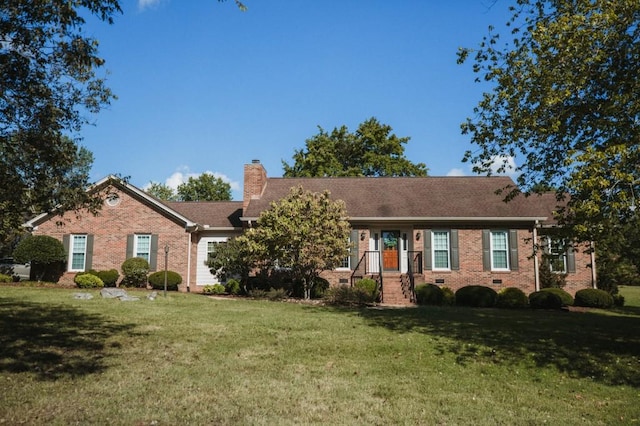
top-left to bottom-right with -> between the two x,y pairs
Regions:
243,176 -> 562,224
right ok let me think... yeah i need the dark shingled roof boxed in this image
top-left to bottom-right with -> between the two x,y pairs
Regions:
243,176 -> 564,224
167,201 -> 243,228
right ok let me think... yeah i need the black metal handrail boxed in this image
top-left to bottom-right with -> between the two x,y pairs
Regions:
351,251 -> 383,301
406,251 -> 423,302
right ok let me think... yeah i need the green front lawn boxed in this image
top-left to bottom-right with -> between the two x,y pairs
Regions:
1,286 -> 639,424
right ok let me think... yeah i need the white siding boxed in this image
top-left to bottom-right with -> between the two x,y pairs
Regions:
196,235 -> 229,286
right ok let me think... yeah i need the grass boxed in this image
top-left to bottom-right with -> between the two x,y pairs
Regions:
1,285 -> 640,425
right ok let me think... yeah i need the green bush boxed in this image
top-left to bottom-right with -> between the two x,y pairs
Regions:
148,270 -> 182,291
311,277 -> 330,299
415,284 -> 444,306
225,278 -> 241,295
203,284 -> 226,295
441,286 -> 455,306
455,285 -> 498,307
120,257 -> 150,288
13,235 -> 66,282
355,278 -> 379,302
95,269 -> 119,287
574,288 -> 614,309
266,287 -> 288,301
613,294 -> 625,307
74,273 -> 104,289
529,291 -> 563,309
496,287 -> 529,309
540,287 -> 574,306
324,284 -> 377,306
247,288 -> 268,298
0,273 -> 12,283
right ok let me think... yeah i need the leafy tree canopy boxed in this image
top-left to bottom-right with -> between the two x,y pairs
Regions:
458,0 -> 640,241
241,186 -> 351,299
146,182 -> 178,201
146,173 -> 232,201
282,118 -> 428,177
0,1 -> 121,250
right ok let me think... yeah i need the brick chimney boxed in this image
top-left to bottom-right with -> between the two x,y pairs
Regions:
243,160 -> 267,213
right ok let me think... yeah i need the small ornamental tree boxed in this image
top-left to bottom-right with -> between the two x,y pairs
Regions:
13,235 -> 66,282
206,237 -> 254,287
244,186 -> 351,299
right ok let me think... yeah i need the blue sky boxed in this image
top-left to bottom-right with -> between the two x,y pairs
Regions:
81,0 -> 515,200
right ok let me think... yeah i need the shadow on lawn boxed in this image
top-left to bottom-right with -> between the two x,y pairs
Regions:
324,305 -> 640,388
0,297 -> 136,381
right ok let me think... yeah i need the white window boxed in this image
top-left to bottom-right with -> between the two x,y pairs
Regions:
432,231 -> 450,270
134,234 -> 151,262
547,237 -> 568,273
70,235 -> 87,271
491,231 -> 509,270
207,241 -> 220,262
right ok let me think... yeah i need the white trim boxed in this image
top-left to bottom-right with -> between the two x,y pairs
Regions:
490,230 -> 510,271
68,234 -> 87,272
431,230 -> 451,271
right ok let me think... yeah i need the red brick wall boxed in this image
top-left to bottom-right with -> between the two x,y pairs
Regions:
32,186 -> 191,290
243,161 -> 267,213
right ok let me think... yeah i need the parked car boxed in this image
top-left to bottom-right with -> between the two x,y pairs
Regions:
0,258 -> 31,281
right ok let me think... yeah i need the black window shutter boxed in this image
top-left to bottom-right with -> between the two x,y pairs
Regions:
482,230 -> 491,271
150,235 -> 159,271
423,229 -> 432,270
450,230 -> 459,270
126,235 -> 134,259
567,244 -> 576,273
509,229 -> 519,271
62,235 -> 70,271
350,229 -> 359,270
85,235 -> 94,271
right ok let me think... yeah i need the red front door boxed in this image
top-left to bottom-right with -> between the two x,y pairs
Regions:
382,230 -> 400,270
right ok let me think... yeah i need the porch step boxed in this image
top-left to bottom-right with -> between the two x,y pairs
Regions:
381,274 -> 415,306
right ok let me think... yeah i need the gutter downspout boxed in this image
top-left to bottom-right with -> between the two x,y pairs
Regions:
186,232 -> 192,292
533,220 -> 540,292
590,241 -> 597,289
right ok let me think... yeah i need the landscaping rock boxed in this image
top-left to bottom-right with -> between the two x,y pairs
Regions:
147,291 -> 158,301
119,295 -> 140,301
73,292 -> 94,300
100,288 -> 128,299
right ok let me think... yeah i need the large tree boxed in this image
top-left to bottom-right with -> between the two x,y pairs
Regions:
458,0 -> 639,241
0,1 -> 121,251
242,186 -> 351,299
282,118 -> 428,177
146,174 -> 232,201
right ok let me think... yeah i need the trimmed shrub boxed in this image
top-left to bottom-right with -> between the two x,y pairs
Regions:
529,291 -> 563,310
13,235 -> 66,282
311,277 -> 330,299
120,257 -> 150,288
496,287 -> 528,309
74,273 -> 104,289
441,286 -> 455,306
455,285 -> 498,308
355,278 -> 379,302
148,270 -> 182,291
575,288 -> 614,309
95,269 -> 119,287
203,284 -> 226,295
0,273 -> 12,283
225,278 -> 241,295
324,284 -> 377,306
415,284 -> 444,306
540,287 -> 574,306
613,294 -> 625,307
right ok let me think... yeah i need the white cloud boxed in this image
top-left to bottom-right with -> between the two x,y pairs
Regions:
446,168 -> 466,177
164,167 -> 241,192
488,155 -> 518,178
138,0 -> 162,11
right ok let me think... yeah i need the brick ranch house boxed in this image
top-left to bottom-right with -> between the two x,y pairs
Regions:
25,160 -> 596,304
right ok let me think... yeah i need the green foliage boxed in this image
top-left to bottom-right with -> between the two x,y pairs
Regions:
441,286 -> 455,306
74,273 -> 104,289
266,288 -> 288,301
225,278 -> 241,295
354,278 -> 379,302
283,117 -> 428,177
94,269 -> 119,287
496,287 -> 529,309
613,294 -> 625,307
176,173 -> 232,201
120,257 -> 150,288
0,1 -> 121,246
574,289 -> 614,309
540,288 -> 574,306
415,284 -> 445,306
596,220 -> 640,293
0,273 -> 12,283
458,0 -> 640,240
310,277 -> 330,299
147,270 -> 182,291
145,182 -> 177,201
207,237 -> 253,285
528,291 -> 563,310
203,284 -> 226,295
13,235 -> 66,282
242,186 -> 351,299
538,260 -> 567,289
454,285 -> 498,308
323,284 -> 377,306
